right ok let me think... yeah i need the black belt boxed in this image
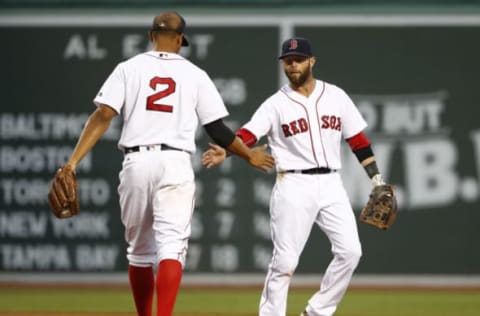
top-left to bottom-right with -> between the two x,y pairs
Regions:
124,144 -> 188,154
284,167 -> 335,174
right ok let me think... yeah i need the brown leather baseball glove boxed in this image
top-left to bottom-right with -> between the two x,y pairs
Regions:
48,164 -> 80,219
359,184 -> 397,230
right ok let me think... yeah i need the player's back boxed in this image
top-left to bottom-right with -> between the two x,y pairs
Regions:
116,51 -> 208,151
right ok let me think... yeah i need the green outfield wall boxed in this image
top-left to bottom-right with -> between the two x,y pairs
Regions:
0,13 -> 479,274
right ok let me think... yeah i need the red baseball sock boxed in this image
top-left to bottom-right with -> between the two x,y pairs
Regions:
156,259 -> 183,316
128,265 -> 154,316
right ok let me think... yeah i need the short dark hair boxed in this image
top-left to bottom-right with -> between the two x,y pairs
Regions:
151,12 -> 189,47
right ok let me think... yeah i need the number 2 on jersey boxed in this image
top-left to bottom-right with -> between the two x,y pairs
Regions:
146,77 -> 176,112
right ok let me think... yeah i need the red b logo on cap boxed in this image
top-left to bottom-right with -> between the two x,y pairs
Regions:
289,39 -> 298,50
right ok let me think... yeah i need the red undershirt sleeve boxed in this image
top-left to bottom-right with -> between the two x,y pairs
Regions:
236,128 -> 258,147
346,131 -> 371,151
347,131 -> 375,163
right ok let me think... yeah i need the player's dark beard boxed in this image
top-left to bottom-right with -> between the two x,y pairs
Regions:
285,66 -> 311,87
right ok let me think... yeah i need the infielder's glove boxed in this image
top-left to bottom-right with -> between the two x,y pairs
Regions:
360,183 -> 397,230
48,164 -> 80,219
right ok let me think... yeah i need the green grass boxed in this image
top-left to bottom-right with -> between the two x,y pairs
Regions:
0,287 -> 479,315
335,291 -> 480,316
0,287 -> 135,313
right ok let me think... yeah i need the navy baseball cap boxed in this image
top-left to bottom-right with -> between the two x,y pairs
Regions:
278,37 -> 313,59
151,11 -> 189,47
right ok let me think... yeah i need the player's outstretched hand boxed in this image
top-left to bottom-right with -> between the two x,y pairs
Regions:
248,144 -> 275,172
202,143 -> 227,169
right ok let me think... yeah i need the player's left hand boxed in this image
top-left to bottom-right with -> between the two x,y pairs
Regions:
202,143 -> 227,168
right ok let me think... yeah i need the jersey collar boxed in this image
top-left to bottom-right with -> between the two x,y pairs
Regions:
282,79 -> 322,102
145,50 -> 185,60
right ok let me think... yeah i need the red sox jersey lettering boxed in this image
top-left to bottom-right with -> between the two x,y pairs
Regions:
281,118 -> 309,137
242,80 -> 367,171
321,115 -> 342,131
282,115 -> 342,138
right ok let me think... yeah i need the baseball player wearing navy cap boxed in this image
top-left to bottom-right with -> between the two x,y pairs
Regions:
203,37 -> 386,316
278,37 -> 313,59
60,11 -> 274,316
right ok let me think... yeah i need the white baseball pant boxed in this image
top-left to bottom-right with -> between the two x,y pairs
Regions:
259,172 -> 362,316
118,149 -> 195,268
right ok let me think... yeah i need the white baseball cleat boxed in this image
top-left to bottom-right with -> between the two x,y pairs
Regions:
300,311 -> 309,316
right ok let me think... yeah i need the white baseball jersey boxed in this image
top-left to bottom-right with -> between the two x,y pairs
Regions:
94,50 -> 229,152
243,80 -> 367,171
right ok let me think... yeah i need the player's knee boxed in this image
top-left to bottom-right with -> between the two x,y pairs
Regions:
272,256 -> 299,275
126,240 -> 157,266
335,244 -> 362,268
349,242 -> 362,259
155,237 -> 189,267
127,253 -> 156,267
349,249 -> 362,268
157,244 -> 188,268
347,248 -> 362,268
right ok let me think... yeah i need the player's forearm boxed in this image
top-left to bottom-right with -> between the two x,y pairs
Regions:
203,119 -> 252,160
204,119 -> 236,149
359,154 -> 385,186
203,119 -> 274,171
226,136 -> 253,160
360,156 -> 379,177
360,155 -> 382,179
346,131 -> 383,182
67,106 -> 116,169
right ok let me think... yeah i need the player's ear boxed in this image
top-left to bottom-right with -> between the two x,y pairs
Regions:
309,56 -> 316,68
148,31 -> 154,43
176,34 -> 183,47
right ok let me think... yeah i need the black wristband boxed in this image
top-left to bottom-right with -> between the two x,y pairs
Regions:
352,146 -> 374,163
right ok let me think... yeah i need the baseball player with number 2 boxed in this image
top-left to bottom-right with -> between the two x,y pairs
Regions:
48,11 -> 274,316
203,37 -> 396,316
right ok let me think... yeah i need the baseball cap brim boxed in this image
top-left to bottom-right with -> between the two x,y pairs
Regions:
278,52 -> 311,59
